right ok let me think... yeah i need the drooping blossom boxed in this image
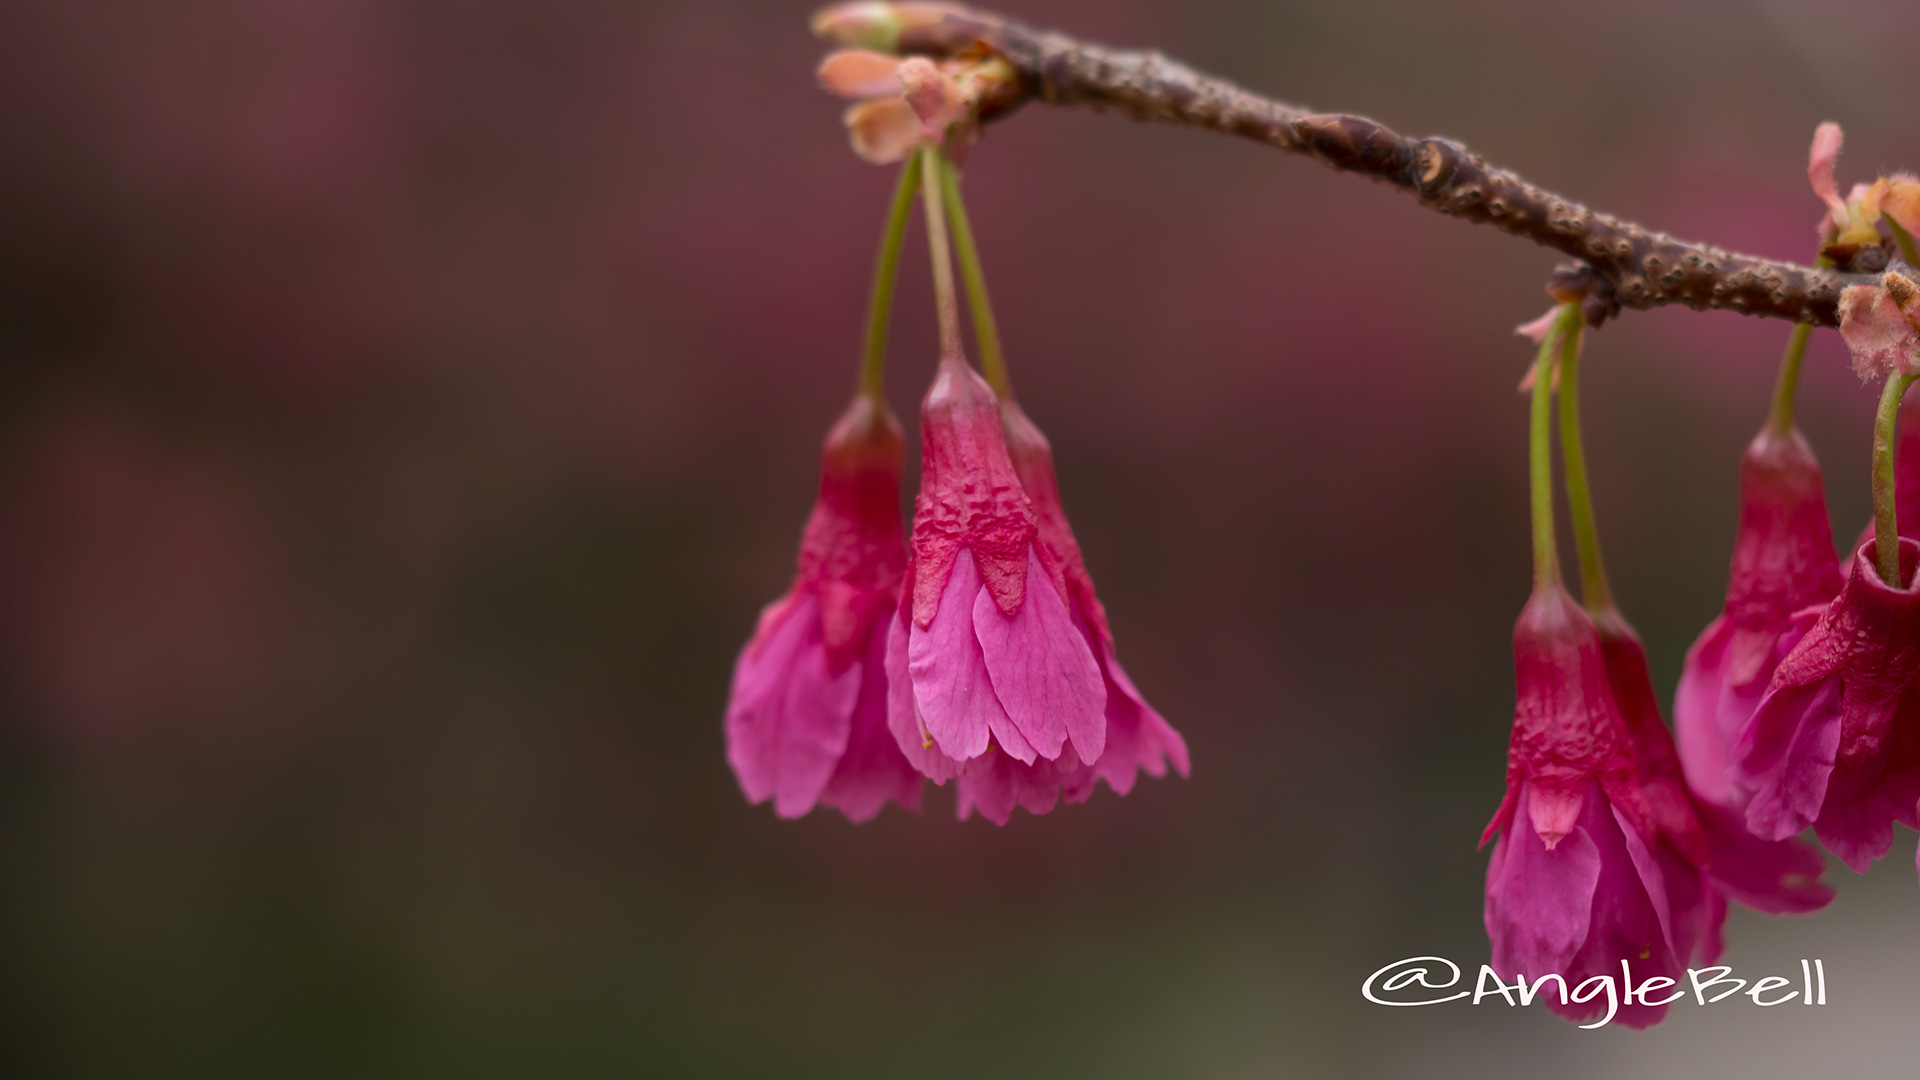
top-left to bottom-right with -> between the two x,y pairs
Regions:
1482,584 -> 1679,1030
883,354 -> 1109,823
945,400 -> 1189,821
1736,538 -> 1920,871
1674,425 -> 1842,806
726,395 -> 923,822
1594,610 -> 1832,965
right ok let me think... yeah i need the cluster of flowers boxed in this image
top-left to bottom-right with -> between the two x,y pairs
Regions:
1484,125 -> 1920,1029
723,11 -> 1186,825
745,5 -> 1920,1033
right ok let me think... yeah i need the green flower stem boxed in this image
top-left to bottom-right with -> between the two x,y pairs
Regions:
917,146 -> 963,361
1873,370 -> 1919,585
935,150 -> 1011,399
857,154 -> 923,400
1529,303 -> 1580,590
1554,312 -> 1613,611
1766,323 -> 1812,435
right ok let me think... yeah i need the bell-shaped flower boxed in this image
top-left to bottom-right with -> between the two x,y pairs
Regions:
884,355 -> 1109,818
1675,426 -> 1842,806
1596,611 -> 1832,961
1736,538 -> 1920,870
1482,584 -> 1680,1030
726,396 -> 923,821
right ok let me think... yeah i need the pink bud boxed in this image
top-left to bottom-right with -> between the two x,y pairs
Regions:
817,49 -> 905,99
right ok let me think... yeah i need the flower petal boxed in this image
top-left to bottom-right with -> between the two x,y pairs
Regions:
1486,780 -> 1602,978
973,548 -> 1107,763
1739,679 -> 1843,841
819,618 -> 924,821
908,549 -> 1023,763
885,601 -> 962,782
1674,616 -> 1736,803
725,594 -> 860,816
1809,121 -> 1848,221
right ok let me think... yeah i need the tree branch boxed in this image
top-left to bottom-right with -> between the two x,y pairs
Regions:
891,4 -> 1877,328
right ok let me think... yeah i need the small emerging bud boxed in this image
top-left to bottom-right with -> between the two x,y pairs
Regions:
811,2 -> 902,51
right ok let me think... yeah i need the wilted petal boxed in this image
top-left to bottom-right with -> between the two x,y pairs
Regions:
1838,284 -> 1920,380
1809,121 -> 1848,222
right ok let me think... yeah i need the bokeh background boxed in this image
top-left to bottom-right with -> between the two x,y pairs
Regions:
2,0 -> 1917,1076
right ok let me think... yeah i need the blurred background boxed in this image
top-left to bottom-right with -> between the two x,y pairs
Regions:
1,0 -> 1917,1076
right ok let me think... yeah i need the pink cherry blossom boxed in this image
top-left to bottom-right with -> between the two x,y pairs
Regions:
1736,538 -> 1920,870
884,356 -> 1110,820
1675,426 -> 1841,807
1483,584 -> 1681,1029
1596,611 -> 1831,956
726,395 -> 922,822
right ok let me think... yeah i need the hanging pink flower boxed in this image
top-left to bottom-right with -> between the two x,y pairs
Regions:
944,401 -> 1189,822
1736,537 -> 1920,870
1674,426 -> 1842,807
883,356 -> 1110,820
1595,612 -> 1832,960
1482,584 -> 1679,1030
726,395 -> 923,821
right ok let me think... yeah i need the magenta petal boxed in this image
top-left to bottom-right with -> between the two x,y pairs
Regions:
907,549 -> 1017,763
1486,781 -> 1602,977
885,603 -> 961,783
1105,644 -> 1190,778
955,752 -> 1019,825
1813,737 -> 1919,871
1612,805 -> 1675,958
1695,800 -> 1833,913
726,594 -> 857,814
974,549 -> 1106,763
1674,617 -> 1736,803
1740,680 -> 1843,841
819,619 -> 924,822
